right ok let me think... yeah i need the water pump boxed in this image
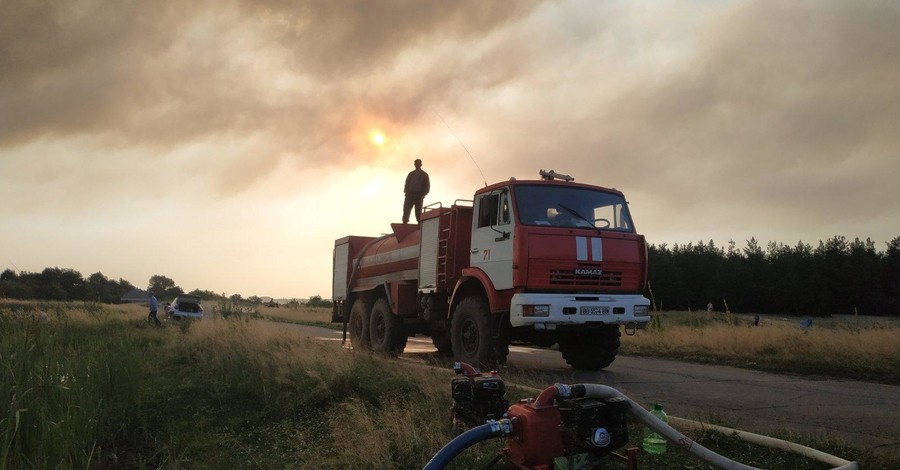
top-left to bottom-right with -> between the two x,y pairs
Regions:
450,362 -> 509,432
445,364 -> 631,469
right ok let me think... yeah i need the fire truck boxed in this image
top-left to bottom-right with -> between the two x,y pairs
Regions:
331,170 -> 650,370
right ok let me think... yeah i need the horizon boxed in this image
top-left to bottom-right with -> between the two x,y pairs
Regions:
5,231 -> 895,301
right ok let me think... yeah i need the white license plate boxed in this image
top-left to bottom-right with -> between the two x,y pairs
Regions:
580,306 -> 610,315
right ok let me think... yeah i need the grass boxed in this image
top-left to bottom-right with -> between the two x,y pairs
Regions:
257,304 -> 341,330
621,311 -> 900,384
1,301 -> 897,469
0,301 -> 148,469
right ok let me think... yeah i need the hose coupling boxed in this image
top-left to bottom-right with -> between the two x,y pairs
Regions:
487,419 -> 515,437
555,383 -> 573,399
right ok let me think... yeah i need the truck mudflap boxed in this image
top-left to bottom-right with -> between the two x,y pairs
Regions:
509,293 -> 651,328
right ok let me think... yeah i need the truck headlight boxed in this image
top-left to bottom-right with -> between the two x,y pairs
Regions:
634,305 -> 650,317
523,305 -> 550,317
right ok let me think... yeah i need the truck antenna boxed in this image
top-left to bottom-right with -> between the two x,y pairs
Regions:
433,109 -> 488,187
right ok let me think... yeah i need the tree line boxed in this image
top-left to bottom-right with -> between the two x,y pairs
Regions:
0,269 -> 331,308
647,235 -> 900,317
0,268 -> 136,304
3,234 -> 897,316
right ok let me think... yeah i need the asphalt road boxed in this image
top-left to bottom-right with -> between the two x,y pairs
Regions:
295,324 -> 900,457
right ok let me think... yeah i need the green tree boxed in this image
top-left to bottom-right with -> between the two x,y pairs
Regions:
86,272 -> 137,303
306,295 -> 333,308
881,237 -> 900,315
87,272 -> 114,302
0,269 -> 32,299
148,275 -> 183,299
846,238 -> 881,315
37,267 -> 87,300
188,289 -> 224,301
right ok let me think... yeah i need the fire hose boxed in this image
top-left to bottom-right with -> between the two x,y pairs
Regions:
572,384 -> 857,470
428,380 -> 860,470
423,420 -> 514,470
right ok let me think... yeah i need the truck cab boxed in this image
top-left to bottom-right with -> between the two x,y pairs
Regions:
458,171 -> 651,368
470,173 -> 649,321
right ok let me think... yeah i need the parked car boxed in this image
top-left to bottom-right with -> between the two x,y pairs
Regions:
168,294 -> 204,320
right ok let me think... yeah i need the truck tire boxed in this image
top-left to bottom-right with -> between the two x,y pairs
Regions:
369,298 -> 407,356
349,298 -> 371,351
558,325 -> 621,370
431,329 -> 453,355
451,296 -> 509,369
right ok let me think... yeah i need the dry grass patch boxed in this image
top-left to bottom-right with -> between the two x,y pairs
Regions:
623,312 -> 900,383
259,305 -> 332,325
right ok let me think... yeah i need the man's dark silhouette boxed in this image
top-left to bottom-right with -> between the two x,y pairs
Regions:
402,158 -> 430,224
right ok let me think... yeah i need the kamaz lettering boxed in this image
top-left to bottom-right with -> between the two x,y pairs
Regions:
574,268 -> 603,276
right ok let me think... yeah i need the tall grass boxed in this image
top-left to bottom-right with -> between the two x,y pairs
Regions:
0,302 -> 145,469
123,310 -> 487,468
1,302 -> 468,468
624,311 -> 900,384
258,305 -> 337,328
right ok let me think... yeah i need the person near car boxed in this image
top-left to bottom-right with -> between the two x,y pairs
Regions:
402,158 -> 430,224
148,292 -> 161,326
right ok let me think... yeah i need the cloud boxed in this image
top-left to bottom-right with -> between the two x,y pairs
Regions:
0,0 -> 539,147
449,0 -> 900,243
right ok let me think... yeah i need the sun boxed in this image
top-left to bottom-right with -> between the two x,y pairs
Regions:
369,129 -> 386,147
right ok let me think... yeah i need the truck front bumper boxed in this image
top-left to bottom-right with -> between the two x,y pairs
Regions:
510,293 -> 651,328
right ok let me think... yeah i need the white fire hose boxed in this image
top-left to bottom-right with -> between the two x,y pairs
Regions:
575,383 -> 859,470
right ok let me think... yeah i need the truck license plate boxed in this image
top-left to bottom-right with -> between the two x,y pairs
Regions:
580,306 -> 610,315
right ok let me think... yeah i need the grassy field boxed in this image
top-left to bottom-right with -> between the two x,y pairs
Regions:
621,311 -> 900,385
256,304 -> 339,330
1,300 -> 897,469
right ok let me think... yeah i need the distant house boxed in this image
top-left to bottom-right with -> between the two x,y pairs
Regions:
120,288 -> 149,304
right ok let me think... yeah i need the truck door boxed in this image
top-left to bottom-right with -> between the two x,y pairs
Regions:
470,189 -> 513,290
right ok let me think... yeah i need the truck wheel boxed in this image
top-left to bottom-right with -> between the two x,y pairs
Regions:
451,296 -> 509,369
369,298 -> 407,356
431,329 -> 453,355
348,298 -> 371,351
558,325 -> 621,370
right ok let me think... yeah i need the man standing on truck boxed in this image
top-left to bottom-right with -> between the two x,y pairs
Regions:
402,158 -> 430,224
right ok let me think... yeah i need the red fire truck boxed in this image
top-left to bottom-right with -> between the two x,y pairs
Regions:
332,170 -> 650,370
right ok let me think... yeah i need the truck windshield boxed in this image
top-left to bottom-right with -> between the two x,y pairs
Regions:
513,185 -> 634,232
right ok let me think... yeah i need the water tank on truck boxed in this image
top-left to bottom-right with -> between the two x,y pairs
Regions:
332,169 -> 651,370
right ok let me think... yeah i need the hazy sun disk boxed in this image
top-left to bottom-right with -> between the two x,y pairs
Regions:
369,130 -> 385,146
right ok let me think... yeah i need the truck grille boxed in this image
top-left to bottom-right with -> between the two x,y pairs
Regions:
548,269 -> 622,287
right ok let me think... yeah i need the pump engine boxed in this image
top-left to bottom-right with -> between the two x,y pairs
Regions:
448,364 -> 631,469
450,362 -> 509,431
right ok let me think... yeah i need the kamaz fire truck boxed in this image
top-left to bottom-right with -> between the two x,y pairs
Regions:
331,170 -> 650,370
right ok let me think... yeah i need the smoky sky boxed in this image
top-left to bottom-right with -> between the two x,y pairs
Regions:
1,0 -> 899,295
0,1 -> 539,148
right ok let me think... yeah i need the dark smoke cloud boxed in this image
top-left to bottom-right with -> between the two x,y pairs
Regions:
474,0 -> 900,239
0,0 -> 539,148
